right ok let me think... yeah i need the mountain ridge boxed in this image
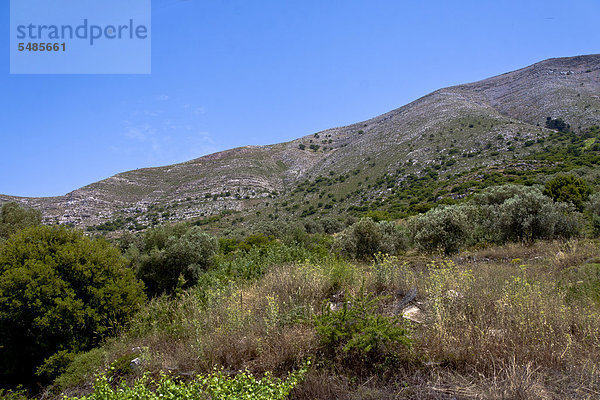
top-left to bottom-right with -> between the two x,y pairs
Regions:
2,54 -> 600,229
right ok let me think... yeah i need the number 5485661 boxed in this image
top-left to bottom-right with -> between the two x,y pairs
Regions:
18,42 -> 66,52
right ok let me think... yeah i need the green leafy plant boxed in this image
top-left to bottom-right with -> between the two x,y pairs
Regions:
409,205 -> 473,255
491,187 -> 581,242
543,174 -> 591,211
0,226 -> 145,386
545,116 -> 570,133
586,192 -> 600,235
0,388 -> 28,400
64,362 -> 309,400
134,224 -> 218,296
0,202 -> 41,240
473,184 -> 582,243
314,290 -> 410,366
333,218 -> 407,260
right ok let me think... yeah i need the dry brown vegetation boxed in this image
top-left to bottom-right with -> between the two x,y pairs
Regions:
55,239 -> 600,399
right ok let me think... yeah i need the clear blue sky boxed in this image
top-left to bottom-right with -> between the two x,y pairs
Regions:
1,0 -> 599,197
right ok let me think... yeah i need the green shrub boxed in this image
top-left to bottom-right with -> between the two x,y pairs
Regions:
212,240 -> 324,282
135,224 -> 218,296
474,185 -> 583,243
378,221 -> 409,254
35,351 -> 78,383
351,218 -> 384,258
315,290 -> 410,366
218,237 -> 239,254
408,205 -> 472,255
319,217 -> 344,234
543,174 -> 591,211
593,215 -> 600,237
52,348 -> 107,393
364,210 -> 391,222
0,388 -> 28,400
303,219 -> 324,234
0,202 -> 41,240
333,218 -> 379,260
0,226 -> 145,386
64,363 -> 309,400
473,184 -> 534,207
588,192 -> 600,216
545,116 -> 570,133
236,233 -> 276,252
492,188 -> 581,242
407,185 -> 584,253
551,202 -> 584,239
333,218 -> 407,260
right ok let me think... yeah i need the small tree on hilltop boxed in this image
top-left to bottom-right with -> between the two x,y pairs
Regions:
545,117 -> 571,133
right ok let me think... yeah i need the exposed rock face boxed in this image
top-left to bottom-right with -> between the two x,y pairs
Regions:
2,54 -> 600,228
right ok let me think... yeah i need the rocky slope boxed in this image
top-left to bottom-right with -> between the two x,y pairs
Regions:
2,54 -> 599,229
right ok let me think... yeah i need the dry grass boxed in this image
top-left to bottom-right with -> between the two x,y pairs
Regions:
457,239 -> 599,269
54,239 -> 600,399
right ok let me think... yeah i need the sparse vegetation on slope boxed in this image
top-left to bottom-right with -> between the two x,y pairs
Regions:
2,55 -> 600,399
3,55 -> 600,231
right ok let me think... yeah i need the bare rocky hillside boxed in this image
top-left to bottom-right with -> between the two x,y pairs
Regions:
2,54 -> 599,229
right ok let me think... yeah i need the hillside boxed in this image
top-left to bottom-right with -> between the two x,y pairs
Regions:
2,54 -> 600,230
2,54 -> 600,399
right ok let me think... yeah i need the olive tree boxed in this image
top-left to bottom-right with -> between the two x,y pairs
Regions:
0,202 -> 41,239
135,224 -> 218,296
333,218 -> 407,260
475,184 -> 582,243
408,205 -> 473,255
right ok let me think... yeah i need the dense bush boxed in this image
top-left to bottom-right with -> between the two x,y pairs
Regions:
303,219 -> 324,234
588,192 -> 600,216
472,184 -> 582,243
255,221 -> 307,245
543,174 -> 591,211
472,184 -> 535,207
236,233 -> 276,252
378,220 -> 409,254
408,185 -> 584,254
320,217 -> 344,234
333,218 -> 407,260
0,202 -> 41,240
315,290 -> 411,367
408,205 -> 473,255
339,218 -> 381,259
488,186 -> 581,242
134,224 -> 218,296
545,116 -> 570,133
0,226 -> 145,386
